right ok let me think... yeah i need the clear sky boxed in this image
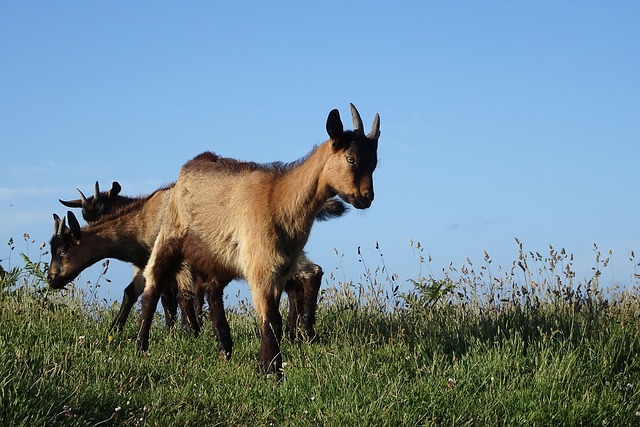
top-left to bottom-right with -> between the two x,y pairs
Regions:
2,2 -> 639,303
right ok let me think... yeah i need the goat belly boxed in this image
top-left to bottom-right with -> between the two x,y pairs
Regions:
181,232 -> 240,281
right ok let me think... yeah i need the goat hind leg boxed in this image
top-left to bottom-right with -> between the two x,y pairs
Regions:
206,279 -> 233,360
161,291 -> 178,329
284,277 -> 304,342
176,264 -> 200,335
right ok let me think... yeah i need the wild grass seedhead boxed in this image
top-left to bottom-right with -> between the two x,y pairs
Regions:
1,236 -> 639,425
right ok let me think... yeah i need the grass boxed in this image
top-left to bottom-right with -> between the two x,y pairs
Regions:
1,238 -> 639,426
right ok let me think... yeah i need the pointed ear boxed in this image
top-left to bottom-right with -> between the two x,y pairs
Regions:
326,109 -> 344,150
66,211 -> 82,242
108,181 -> 122,199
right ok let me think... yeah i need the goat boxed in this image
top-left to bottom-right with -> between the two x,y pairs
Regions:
59,182 -> 178,331
51,183 -> 347,357
48,187 -> 198,331
138,104 -> 380,374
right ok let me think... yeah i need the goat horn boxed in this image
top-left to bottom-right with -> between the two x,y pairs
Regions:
367,113 -> 381,140
94,181 -> 100,199
60,217 -> 67,236
77,188 -> 88,205
350,103 -> 364,135
54,214 -> 67,236
53,213 -> 62,235
59,198 -> 82,208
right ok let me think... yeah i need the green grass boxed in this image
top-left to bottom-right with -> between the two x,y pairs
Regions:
1,241 -> 639,426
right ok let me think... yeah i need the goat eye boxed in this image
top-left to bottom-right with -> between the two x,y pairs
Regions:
346,156 -> 355,164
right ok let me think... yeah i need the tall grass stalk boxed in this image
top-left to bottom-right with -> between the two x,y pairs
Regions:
1,240 -> 639,426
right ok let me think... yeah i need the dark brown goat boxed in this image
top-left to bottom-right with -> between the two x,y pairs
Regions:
138,104 -> 380,374
58,182 -> 178,331
48,187 -> 199,331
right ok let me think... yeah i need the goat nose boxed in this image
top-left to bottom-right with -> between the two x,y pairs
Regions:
365,191 -> 374,202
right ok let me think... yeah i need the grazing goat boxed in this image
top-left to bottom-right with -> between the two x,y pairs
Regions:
138,104 -> 380,374
48,187 -> 197,331
56,183 -> 179,332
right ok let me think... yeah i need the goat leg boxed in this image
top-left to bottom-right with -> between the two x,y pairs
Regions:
252,283 -> 283,376
161,292 -> 178,329
206,280 -> 233,360
109,279 -> 138,334
300,265 -> 323,343
284,277 -> 304,342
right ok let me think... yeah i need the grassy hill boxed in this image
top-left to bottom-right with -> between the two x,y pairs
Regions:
1,243 -> 639,426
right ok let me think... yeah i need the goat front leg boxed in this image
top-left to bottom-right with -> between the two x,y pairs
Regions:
251,281 -> 284,375
300,264 -> 323,343
137,237 -> 182,352
109,276 -> 140,334
137,283 -> 162,353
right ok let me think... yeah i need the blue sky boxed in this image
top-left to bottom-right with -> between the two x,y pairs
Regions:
2,2 -> 639,303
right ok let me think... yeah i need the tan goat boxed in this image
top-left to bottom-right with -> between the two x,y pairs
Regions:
138,104 -> 380,374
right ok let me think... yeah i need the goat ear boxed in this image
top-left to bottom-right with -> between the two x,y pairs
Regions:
109,181 -> 122,198
326,109 -> 345,150
66,211 -> 82,242
59,198 -> 82,208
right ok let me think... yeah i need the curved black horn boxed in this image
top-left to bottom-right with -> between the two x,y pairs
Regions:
368,113 -> 380,140
94,181 -> 100,199
350,103 -> 364,135
59,198 -> 82,208
77,188 -> 88,205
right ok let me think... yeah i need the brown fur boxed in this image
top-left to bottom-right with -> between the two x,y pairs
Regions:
138,104 -> 380,374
